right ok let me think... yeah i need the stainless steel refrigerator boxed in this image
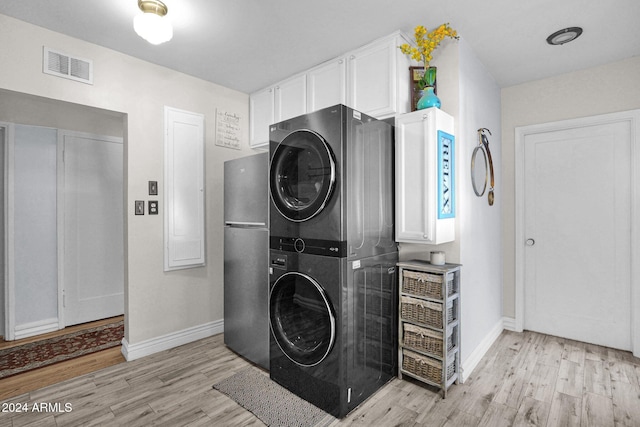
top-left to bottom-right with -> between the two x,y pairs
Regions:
223,152 -> 269,369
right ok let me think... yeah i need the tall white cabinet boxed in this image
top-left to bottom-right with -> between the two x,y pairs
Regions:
395,108 -> 456,245
249,31 -> 413,147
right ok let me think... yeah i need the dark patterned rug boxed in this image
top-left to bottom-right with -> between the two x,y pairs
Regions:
0,320 -> 124,379
213,368 -> 336,427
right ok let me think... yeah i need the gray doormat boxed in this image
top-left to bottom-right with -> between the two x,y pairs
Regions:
213,368 -> 336,427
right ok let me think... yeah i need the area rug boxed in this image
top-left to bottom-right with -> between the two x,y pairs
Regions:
0,320 -> 124,379
213,368 -> 336,427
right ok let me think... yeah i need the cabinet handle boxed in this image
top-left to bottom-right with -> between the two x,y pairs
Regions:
338,59 -> 344,64
526,238 -> 535,246
350,55 -> 356,60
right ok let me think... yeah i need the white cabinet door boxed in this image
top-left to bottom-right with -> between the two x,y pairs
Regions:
395,108 -> 455,244
250,87 -> 274,148
275,74 -> 307,122
348,35 -> 411,118
307,58 -> 346,112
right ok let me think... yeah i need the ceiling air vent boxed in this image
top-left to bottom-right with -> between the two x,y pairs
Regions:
43,47 -> 93,85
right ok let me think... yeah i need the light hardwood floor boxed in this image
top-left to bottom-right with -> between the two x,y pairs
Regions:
1,330 -> 639,426
0,316 -> 126,401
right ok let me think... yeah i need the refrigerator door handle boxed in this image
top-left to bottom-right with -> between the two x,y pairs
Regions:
225,221 -> 267,227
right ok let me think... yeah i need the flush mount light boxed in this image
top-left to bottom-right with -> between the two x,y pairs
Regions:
133,0 -> 173,45
546,27 -> 583,45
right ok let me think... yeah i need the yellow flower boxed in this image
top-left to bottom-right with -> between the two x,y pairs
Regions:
399,23 -> 459,88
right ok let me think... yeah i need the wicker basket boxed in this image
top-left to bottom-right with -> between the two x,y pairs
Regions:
402,349 -> 457,384
401,296 -> 446,329
402,270 -> 443,299
403,323 -> 444,355
445,273 -> 458,297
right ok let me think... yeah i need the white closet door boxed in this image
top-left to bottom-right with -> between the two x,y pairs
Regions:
164,107 -> 205,271
61,132 -> 124,326
523,120 -> 631,350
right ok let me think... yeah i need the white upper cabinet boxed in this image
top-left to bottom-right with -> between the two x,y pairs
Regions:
249,87 -> 274,148
250,74 -> 307,148
274,74 -> 307,123
250,31 -> 412,148
395,108 -> 455,245
347,33 -> 411,119
307,57 -> 347,112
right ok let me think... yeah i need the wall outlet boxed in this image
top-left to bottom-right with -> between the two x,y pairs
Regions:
149,201 -> 158,215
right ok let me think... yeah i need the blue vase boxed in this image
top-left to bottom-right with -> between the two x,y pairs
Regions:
417,86 -> 441,110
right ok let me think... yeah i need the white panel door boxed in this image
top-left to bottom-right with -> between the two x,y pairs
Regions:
61,132 -> 124,326
523,121 -> 631,350
164,107 -> 205,271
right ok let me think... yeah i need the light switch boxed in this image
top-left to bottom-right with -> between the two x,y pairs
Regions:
135,200 -> 144,215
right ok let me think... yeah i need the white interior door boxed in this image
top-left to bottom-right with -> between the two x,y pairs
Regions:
523,120 -> 631,350
61,132 -> 124,326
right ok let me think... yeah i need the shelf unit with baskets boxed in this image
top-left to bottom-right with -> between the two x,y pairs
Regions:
397,259 -> 461,398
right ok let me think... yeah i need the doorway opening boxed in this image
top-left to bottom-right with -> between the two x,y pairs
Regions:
1,89 -> 127,346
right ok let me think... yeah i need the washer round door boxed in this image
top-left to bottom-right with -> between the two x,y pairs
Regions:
269,272 -> 336,367
270,130 -> 336,222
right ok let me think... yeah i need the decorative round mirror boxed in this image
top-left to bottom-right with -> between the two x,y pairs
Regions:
471,145 -> 488,197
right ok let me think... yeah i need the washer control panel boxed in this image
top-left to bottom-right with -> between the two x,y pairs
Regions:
269,236 -> 346,257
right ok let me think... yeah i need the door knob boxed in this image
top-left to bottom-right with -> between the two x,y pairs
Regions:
526,238 -> 535,246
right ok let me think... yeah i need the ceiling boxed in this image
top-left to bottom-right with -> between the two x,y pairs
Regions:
1,0 -> 639,94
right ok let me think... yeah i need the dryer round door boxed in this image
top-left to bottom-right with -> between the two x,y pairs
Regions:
270,130 -> 336,222
269,272 -> 336,367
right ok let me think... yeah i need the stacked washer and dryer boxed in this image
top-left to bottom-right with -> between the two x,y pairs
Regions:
268,104 -> 398,418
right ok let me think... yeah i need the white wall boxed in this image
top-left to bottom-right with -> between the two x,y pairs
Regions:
501,56 -> 640,318
398,38 -> 503,374
457,40 -> 503,367
0,14 -> 255,348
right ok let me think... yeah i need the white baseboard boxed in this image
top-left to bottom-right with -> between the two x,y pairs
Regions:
502,316 -> 517,331
460,318 -> 504,383
121,319 -> 224,361
14,318 -> 60,340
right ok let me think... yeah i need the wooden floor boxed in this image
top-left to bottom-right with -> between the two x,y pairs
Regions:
0,316 -> 126,401
0,330 -> 639,426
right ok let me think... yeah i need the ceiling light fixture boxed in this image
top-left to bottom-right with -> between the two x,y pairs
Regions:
546,27 -> 583,45
133,0 -> 173,45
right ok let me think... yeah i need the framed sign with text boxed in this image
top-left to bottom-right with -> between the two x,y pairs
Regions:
437,130 -> 455,219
